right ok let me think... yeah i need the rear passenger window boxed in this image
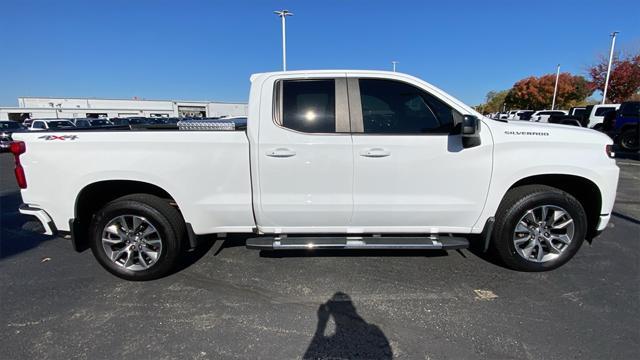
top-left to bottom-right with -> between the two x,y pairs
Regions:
279,80 -> 336,133
33,121 -> 45,129
358,79 -> 457,134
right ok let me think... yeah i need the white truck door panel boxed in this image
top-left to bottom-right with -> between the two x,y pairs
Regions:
351,135 -> 492,230
349,77 -> 492,232
256,76 -> 354,230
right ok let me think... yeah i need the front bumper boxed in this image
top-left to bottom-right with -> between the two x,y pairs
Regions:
597,213 -> 611,231
18,204 -> 57,236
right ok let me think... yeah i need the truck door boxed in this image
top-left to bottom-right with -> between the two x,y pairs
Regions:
348,76 -> 493,233
256,75 -> 353,233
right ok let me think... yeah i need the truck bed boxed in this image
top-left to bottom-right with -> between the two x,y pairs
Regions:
12,130 -> 256,234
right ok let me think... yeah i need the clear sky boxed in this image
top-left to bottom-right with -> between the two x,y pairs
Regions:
1,0 -> 638,107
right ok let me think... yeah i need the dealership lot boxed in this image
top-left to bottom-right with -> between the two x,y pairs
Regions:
0,153 -> 638,359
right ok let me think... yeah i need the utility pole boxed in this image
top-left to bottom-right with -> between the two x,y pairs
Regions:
551,64 -> 560,110
391,61 -> 399,72
602,31 -> 619,104
274,10 -> 293,71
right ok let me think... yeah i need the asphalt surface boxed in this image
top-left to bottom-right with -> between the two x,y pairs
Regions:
1,153 -> 639,360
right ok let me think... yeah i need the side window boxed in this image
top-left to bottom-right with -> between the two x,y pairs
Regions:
279,79 -> 336,133
32,121 -> 45,129
358,79 -> 457,134
595,107 -> 615,116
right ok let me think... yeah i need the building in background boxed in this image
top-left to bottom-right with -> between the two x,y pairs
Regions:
0,97 -> 247,121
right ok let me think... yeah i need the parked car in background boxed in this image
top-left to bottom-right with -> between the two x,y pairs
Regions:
70,118 -> 116,128
548,107 -> 588,127
583,104 -> 620,129
70,118 -> 93,128
506,110 -> 519,119
89,119 -> 114,127
530,110 -> 568,123
604,101 -> 639,151
111,117 -> 152,126
27,119 -> 76,131
0,120 -> 24,152
569,107 -> 587,118
514,110 -> 534,120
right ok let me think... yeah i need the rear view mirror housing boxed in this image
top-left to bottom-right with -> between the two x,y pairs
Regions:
461,115 -> 481,148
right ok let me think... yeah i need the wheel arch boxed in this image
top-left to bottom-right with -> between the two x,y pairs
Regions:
72,180 -> 181,252
507,174 -> 602,239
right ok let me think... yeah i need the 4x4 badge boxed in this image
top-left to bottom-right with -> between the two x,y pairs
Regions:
38,135 -> 78,141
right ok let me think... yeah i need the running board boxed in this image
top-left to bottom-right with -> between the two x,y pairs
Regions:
245,235 -> 469,251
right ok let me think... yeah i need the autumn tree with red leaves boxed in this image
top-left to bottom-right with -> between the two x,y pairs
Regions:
504,73 -> 591,110
588,52 -> 640,103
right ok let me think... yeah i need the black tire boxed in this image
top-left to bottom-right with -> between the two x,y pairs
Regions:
618,128 -> 639,152
491,185 -> 587,272
89,194 -> 186,281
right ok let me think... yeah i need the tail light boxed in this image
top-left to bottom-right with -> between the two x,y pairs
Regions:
605,144 -> 615,159
9,141 -> 27,189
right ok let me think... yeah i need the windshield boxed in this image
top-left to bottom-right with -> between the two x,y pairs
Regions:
0,122 -> 22,130
48,121 -> 76,129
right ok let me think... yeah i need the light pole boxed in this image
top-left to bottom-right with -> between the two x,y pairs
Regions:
551,64 -> 560,110
602,31 -> 619,104
274,10 -> 293,71
391,61 -> 399,72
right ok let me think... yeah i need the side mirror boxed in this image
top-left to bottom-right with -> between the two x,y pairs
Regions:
461,115 -> 481,148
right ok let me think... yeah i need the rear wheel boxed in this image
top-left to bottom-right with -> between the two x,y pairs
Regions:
619,128 -> 639,151
491,185 -> 587,271
89,194 -> 186,281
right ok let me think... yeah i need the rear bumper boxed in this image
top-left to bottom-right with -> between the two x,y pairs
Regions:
18,204 -> 57,236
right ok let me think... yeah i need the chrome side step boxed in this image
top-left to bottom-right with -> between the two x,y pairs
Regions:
245,235 -> 469,251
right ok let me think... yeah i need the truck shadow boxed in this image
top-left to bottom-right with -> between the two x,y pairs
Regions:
303,291 -> 392,359
0,191 -> 52,259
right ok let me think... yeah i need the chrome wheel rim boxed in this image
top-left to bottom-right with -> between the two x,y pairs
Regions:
101,215 -> 163,271
512,205 -> 575,263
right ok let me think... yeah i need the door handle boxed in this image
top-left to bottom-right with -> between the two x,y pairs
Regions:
360,148 -> 391,158
266,148 -> 296,158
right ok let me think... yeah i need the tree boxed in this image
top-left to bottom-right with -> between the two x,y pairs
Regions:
505,73 -> 591,110
477,89 -> 509,113
588,52 -> 640,103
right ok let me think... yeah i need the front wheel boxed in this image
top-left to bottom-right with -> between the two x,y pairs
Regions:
89,194 -> 186,281
491,185 -> 587,271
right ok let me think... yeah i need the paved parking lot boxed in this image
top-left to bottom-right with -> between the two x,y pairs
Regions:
1,153 -> 639,359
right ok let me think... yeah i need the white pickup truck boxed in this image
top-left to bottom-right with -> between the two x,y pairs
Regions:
11,70 -> 619,280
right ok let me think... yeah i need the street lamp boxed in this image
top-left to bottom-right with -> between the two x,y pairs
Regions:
551,64 -> 560,110
274,10 -> 294,71
602,31 -> 619,104
391,61 -> 399,72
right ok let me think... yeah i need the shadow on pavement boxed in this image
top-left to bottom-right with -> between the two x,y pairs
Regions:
612,211 -> 640,225
0,191 -> 52,259
303,292 -> 392,359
